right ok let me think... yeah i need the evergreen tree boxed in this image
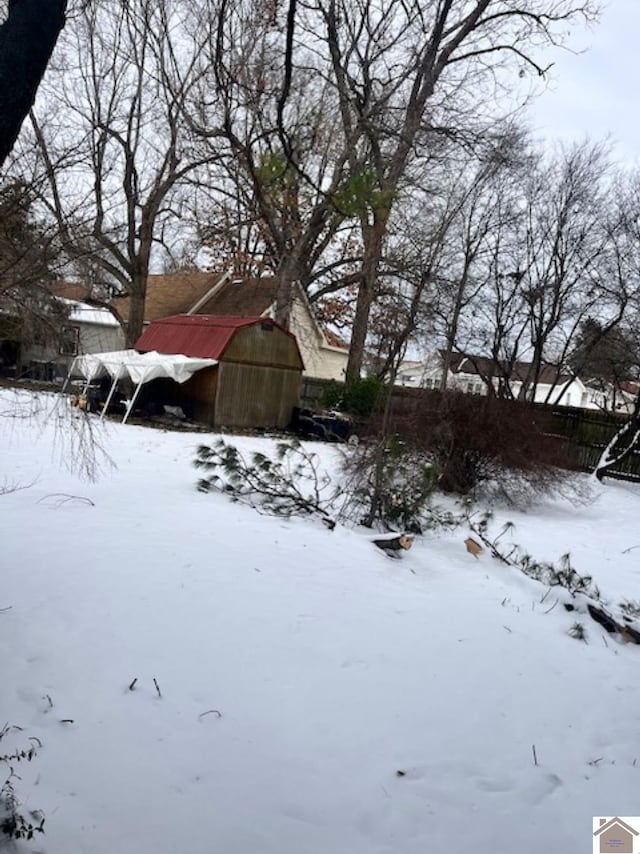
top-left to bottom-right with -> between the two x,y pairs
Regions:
569,317 -> 638,381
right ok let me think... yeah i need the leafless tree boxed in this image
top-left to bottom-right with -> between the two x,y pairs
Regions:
313,0 -> 598,382
26,0 -> 214,346
192,0 -> 364,326
464,141 -> 630,403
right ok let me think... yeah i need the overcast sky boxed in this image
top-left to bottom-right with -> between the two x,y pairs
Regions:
527,0 -> 639,164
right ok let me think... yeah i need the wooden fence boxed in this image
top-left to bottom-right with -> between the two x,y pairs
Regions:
300,375 -> 640,483
300,376 -> 332,409
545,406 -> 640,483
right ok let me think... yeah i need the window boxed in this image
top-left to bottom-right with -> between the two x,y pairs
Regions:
60,325 -> 80,356
425,377 -> 434,389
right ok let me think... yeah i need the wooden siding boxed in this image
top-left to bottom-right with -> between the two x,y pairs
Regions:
184,367 -> 218,425
222,322 -> 303,370
216,362 -> 301,428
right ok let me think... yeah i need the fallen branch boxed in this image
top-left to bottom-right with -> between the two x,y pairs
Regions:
468,513 -> 640,646
37,493 -> 95,508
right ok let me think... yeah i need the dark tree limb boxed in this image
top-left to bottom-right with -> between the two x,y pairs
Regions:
0,0 -> 67,169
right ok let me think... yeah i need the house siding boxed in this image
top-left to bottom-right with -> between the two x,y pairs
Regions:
288,300 -> 347,381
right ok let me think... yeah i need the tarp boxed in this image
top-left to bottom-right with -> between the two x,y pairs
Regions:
71,349 -> 218,384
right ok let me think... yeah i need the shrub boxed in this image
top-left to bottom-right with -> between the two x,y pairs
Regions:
320,376 -> 383,418
0,725 -> 44,842
340,434 -> 441,533
320,381 -> 344,411
362,388 -> 572,497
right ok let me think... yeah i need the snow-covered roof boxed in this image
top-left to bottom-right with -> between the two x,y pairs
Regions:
60,298 -> 121,328
72,349 -> 217,384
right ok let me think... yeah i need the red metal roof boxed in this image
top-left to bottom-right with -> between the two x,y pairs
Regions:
134,314 -> 297,361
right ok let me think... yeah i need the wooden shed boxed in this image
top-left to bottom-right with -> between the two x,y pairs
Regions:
134,315 -> 304,429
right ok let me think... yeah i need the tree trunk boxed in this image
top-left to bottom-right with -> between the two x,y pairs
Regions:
0,0 -> 67,168
125,280 -> 147,348
274,257 -> 299,329
345,216 -> 386,384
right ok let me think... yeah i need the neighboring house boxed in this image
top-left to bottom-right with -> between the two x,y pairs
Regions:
51,299 -> 123,373
397,350 -> 637,413
0,295 -> 122,381
113,272 -> 350,382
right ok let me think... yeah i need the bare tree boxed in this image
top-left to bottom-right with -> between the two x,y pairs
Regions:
27,0 -> 213,346
193,0 -> 363,326
315,0 -> 598,382
466,141 -> 629,403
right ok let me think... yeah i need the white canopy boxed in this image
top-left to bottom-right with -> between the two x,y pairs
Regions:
65,349 -> 218,423
72,349 -> 217,384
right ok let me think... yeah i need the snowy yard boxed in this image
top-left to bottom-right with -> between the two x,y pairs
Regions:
1,388 -> 640,854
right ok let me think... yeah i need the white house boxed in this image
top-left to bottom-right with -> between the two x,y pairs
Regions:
397,350 -> 637,413
1,296 -> 123,381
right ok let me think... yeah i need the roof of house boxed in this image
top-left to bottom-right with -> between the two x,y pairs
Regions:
323,328 -> 350,351
60,298 -> 121,328
134,314 -> 299,361
126,273 -> 349,351
53,282 -> 97,302
197,277 -> 281,316
112,273 -> 281,323
113,271 -> 227,323
619,380 -> 640,396
440,350 -> 572,386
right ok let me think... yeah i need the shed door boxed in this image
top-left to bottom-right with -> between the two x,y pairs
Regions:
216,362 -> 301,428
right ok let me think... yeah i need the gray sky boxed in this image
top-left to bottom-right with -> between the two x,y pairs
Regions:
528,0 -> 639,164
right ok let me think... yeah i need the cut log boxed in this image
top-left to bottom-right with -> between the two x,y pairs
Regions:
464,537 -> 483,558
373,535 -> 414,559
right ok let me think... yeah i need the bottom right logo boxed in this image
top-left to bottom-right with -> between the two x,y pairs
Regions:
593,817 -> 640,853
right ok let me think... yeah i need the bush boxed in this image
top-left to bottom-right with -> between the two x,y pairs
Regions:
320,376 -> 383,418
320,381 -> 344,411
344,376 -> 383,417
361,388 -> 571,497
0,725 -> 44,842
341,434 -> 441,533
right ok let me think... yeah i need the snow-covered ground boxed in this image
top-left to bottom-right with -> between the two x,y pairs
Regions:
1,388 -> 639,854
